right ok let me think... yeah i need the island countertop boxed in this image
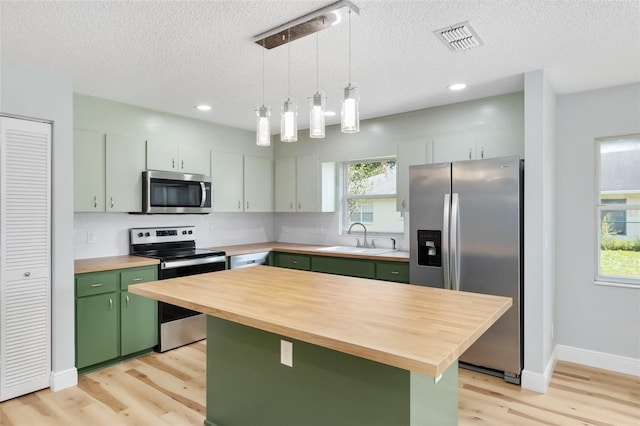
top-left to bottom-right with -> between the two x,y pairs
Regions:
129,265 -> 511,377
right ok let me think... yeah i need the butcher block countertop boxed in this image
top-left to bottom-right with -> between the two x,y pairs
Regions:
211,242 -> 410,262
129,265 -> 511,377
74,255 -> 159,274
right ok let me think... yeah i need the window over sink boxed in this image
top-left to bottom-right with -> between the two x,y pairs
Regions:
342,159 -> 404,235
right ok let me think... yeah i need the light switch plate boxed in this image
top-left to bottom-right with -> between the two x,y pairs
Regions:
280,339 -> 293,367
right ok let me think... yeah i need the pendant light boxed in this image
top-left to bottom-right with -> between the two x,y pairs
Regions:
281,30 -> 297,142
341,8 -> 359,133
309,18 -> 326,139
256,39 -> 271,146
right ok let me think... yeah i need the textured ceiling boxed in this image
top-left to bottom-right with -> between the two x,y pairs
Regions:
1,1 -> 639,133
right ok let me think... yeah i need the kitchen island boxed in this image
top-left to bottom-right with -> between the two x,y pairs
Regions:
129,265 -> 511,426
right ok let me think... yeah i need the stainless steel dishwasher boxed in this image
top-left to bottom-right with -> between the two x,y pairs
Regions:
229,251 -> 270,269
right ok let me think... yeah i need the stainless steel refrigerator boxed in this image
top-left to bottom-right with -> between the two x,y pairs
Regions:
409,156 -> 523,384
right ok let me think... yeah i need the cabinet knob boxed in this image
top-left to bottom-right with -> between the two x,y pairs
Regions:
110,197 -> 114,208
298,202 -> 301,209
172,158 -> 176,169
181,160 -> 184,170
468,148 -> 472,160
480,147 -> 484,158
24,271 -> 31,277
238,201 -> 241,210
125,295 -> 130,308
109,298 -> 113,311
246,201 -> 250,210
402,199 -> 406,209
93,196 -> 97,208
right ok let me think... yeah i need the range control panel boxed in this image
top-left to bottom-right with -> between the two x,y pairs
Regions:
130,226 -> 195,245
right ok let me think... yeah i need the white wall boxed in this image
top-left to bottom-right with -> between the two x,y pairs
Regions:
73,94 -> 275,258
1,62 -> 76,390
521,70 -> 558,392
273,92 -> 525,251
555,84 -> 640,361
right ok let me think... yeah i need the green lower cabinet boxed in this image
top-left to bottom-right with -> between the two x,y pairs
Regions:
375,261 -> 410,283
75,265 -> 158,371
273,253 -> 311,270
76,293 -> 119,369
312,256 -> 375,279
120,291 -> 158,356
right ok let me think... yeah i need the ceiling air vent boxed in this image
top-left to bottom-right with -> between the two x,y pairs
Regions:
435,21 -> 484,52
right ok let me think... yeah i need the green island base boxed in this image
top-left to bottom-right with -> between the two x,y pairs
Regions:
204,316 -> 458,426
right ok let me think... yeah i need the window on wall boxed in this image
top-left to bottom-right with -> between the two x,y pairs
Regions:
343,159 -> 404,235
596,135 -> 640,286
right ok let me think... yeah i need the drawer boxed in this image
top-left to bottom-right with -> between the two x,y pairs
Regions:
76,271 -> 118,297
375,262 -> 409,283
121,266 -> 158,290
312,256 -> 375,279
274,253 -> 311,271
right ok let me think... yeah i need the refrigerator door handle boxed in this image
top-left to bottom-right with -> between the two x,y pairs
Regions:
451,193 -> 461,291
442,193 -> 451,290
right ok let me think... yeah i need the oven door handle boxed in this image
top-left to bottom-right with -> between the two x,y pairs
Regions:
161,255 -> 227,270
200,182 -> 207,208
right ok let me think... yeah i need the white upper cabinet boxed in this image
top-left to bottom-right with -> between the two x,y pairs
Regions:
275,157 -> 297,212
274,155 -> 334,213
211,151 -> 244,212
433,132 -> 477,163
146,139 -> 210,176
74,129 -> 105,212
244,156 -> 273,212
105,134 -> 145,213
396,140 -> 431,212
433,131 -> 523,164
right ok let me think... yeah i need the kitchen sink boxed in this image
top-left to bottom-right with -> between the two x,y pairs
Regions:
316,246 -> 393,255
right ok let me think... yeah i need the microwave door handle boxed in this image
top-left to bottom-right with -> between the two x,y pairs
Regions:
200,182 -> 207,208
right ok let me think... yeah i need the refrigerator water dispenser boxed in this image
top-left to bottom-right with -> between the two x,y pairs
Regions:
417,230 -> 441,267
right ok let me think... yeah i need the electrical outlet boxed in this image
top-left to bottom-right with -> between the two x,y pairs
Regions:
87,231 -> 97,243
280,340 -> 293,367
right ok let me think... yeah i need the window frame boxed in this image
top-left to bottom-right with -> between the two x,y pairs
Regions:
341,158 -> 404,237
594,134 -> 640,287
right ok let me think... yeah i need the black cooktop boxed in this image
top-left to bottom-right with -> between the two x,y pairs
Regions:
136,247 -> 225,262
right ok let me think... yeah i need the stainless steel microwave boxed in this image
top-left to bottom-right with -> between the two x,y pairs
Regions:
142,170 -> 212,214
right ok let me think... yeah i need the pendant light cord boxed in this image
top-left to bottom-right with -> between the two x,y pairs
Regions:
287,29 -> 291,100
348,9 -> 352,85
262,39 -> 265,105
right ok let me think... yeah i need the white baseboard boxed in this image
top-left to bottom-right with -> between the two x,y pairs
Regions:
521,346 -> 557,394
50,368 -> 77,392
556,345 -> 640,377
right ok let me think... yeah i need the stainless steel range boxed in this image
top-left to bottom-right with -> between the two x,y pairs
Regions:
130,226 -> 226,352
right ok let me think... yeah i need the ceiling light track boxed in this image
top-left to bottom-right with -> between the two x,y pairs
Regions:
254,0 -> 359,49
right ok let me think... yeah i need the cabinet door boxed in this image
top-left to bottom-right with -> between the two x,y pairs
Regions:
312,256 -> 375,279
74,129 -> 105,212
146,138 -> 178,172
275,157 -> 296,212
433,133 -> 476,163
273,253 -> 311,270
106,134 -> 145,212
76,293 -> 119,369
296,155 -> 320,212
211,151 -> 244,212
244,156 -> 273,212
120,291 -> 158,356
476,131 -> 524,160
396,141 -> 427,211
179,143 -> 211,175
375,261 -> 409,283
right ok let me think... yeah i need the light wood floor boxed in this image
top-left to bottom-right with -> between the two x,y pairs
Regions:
1,341 -> 638,425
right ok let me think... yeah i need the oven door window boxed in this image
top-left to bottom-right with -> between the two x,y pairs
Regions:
150,179 -> 203,208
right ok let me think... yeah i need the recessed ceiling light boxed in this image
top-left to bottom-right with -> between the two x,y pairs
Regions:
324,110 -> 336,117
448,83 -> 467,91
195,104 -> 212,111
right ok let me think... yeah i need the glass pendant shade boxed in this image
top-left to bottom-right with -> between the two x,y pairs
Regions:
309,92 -> 325,138
280,98 -> 298,142
256,105 -> 271,146
341,84 -> 359,133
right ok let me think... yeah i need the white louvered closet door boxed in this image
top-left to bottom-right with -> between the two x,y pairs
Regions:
0,117 -> 51,401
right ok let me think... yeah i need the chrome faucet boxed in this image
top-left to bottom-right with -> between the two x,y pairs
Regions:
347,222 -> 369,248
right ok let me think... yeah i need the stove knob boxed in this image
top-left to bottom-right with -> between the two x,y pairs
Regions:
137,232 -> 143,238
145,232 -> 150,237
182,230 -> 187,235
188,230 -> 193,234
